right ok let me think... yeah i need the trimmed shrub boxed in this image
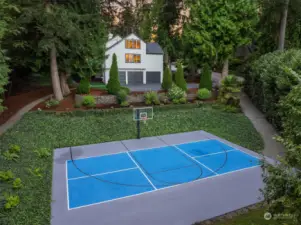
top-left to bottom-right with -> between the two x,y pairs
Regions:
197,88 -> 212,100
246,49 -> 301,130
218,75 -> 242,107
161,66 -> 172,90
179,97 -> 187,104
199,64 -> 212,90
82,96 -> 96,108
168,83 -> 186,101
107,53 -> 121,94
144,91 -> 160,105
117,90 -> 127,104
120,101 -> 129,107
174,61 -> 187,91
120,86 -> 130,95
76,78 -> 90,94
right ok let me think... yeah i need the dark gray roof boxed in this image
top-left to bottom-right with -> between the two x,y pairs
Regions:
146,42 -> 164,54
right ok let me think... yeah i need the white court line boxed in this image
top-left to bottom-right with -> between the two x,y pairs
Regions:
193,149 -> 237,159
65,161 -> 70,210
68,167 -> 138,181
172,145 -> 218,175
68,165 -> 261,210
126,152 -> 157,190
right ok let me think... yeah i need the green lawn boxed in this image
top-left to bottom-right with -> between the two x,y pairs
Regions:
200,208 -> 295,225
0,104 -> 264,225
90,82 -> 107,90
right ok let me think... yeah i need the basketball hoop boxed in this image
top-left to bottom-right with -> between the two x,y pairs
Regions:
133,107 -> 153,139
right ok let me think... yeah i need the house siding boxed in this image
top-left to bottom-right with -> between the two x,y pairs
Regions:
104,34 -> 163,84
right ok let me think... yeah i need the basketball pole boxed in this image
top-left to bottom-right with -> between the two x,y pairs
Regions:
136,109 -> 141,139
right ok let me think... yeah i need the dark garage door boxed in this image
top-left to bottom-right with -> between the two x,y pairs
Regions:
146,72 -> 161,83
118,71 -> 126,86
128,71 -> 143,85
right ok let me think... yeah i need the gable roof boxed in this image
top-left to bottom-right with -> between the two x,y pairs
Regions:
106,33 -> 163,55
146,42 -> 164,54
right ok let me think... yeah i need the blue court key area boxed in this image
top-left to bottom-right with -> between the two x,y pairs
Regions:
67,139 -> 260,209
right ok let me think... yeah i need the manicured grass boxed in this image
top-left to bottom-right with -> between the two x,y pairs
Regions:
90,82 -> 107,90
0,104 -> 264,225
203,208 -> 294,225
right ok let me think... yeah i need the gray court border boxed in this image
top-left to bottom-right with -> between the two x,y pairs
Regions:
51,130 -> 271,225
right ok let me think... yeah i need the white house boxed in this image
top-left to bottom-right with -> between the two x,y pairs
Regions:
103,33 -> 164,86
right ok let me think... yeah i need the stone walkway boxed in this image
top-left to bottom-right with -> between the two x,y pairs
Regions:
0,94 -> 52,135
240,92 -> 286,160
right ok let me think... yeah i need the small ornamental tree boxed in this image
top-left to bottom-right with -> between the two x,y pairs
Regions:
199,64 -> 212,90
161,66 -> 172,90
174,61 -> 187,91
107,53 -> 121,94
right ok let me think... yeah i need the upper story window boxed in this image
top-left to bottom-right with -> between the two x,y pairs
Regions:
125,54 -> 141,63
125,39 -> 141,49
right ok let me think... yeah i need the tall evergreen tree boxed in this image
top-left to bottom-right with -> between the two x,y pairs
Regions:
107,53 -> 120,94
174,61 -> 187,91
161,66 -> 172,90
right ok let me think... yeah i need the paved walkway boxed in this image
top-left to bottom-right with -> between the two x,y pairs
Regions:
240,92 -> 286,160
0,94 -> 52,135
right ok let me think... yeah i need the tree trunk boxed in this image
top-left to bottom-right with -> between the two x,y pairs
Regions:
50,46 -> 63,101
278,0 -> 289,51
221,58 -> 229,78
60,72 -> 71,96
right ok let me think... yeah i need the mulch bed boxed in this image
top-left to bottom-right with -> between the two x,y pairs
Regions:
0,86 -> 53,125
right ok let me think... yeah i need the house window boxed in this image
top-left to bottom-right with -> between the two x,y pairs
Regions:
125,39 -> 141,49
125,54 -> 141,63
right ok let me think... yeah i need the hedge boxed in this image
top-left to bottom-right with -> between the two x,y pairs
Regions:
245,49 -> 301,130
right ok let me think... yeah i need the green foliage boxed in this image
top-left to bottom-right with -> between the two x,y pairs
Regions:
168,83 -> 187,101
144,91 -> 160,105
246,49 -> 301,130
262,138 -> 301,224
199,64 -> 212,90
0,108 -> 263,224
8,145 -> 20,154
0,171 -> 14,182
179,97 -> 187,104
12,178 -> 22,189
120,101 -> 129,107
74,103 -> 81,108
174,61 -> 187,91
82,96 -> 96,108
0,0 -> 19,112
218,76 -> 242,107
120,86 -> 130,95
172,99 -> 180,104
33,148 -> 51,158
161,66 -> 172,90
183,0 -> 259,67
197,88 -> 212,100
76,78 -> 90,94
4,194 -> 20,210
27,167 -> 43,178
45,98 -> 60,108
2,151 -> 19,162
107,53 -> 121,95
117,90 -> 128,104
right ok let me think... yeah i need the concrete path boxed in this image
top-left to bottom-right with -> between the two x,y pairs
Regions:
240,92 -> 286,160
0,94 -> 52,135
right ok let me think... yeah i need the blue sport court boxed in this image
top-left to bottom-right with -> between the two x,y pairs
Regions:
66,139 -> 260,209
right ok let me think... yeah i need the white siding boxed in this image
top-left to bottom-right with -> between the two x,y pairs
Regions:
106,35 -> 122,49
104,33 -> 163,84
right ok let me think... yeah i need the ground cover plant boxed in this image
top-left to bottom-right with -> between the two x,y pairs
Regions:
0,105 -> 263,225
